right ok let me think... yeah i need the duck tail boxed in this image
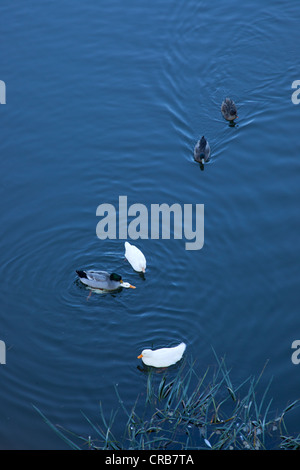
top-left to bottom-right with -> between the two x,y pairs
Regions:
76,270 -> 87,279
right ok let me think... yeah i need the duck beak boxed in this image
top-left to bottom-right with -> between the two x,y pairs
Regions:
120,280 -> 123,284
137,354 -> 143,359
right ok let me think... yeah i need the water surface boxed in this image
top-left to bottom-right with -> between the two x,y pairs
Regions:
1,0 -> 300,449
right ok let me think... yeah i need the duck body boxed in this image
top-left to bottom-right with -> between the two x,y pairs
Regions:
124,242 -> 146,273
194,136 -> 211,169
137,342 -> 186,368
76,270 -> 135,291
221,97 -> 238,121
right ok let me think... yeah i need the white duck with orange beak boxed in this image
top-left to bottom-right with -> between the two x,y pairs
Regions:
124,241 -> 146,273
137,342 -> 186,368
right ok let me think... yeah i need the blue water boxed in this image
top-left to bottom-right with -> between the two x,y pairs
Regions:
1,0 -> 300,449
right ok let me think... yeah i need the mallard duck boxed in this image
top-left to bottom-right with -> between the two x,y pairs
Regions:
194,136 -> 211,170
76,270 -> 136,291
124,241 -> 146,273
221,97 -> 238,121
137,342 -> 186,368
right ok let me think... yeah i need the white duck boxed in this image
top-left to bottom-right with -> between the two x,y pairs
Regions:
137,342 -> 186,368
124,241 -> 146,273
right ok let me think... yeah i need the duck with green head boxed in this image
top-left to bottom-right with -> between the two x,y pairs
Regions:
194,135 -> 211,171
76,270 -> 136,291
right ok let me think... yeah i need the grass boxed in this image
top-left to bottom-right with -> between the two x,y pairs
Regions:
34,352 -> 300,450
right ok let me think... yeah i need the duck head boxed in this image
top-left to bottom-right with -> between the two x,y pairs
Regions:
109,273 -> 122,282
230,109 -> 238,120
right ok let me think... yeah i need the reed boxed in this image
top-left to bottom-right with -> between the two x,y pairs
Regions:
34,353 -> 300,450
